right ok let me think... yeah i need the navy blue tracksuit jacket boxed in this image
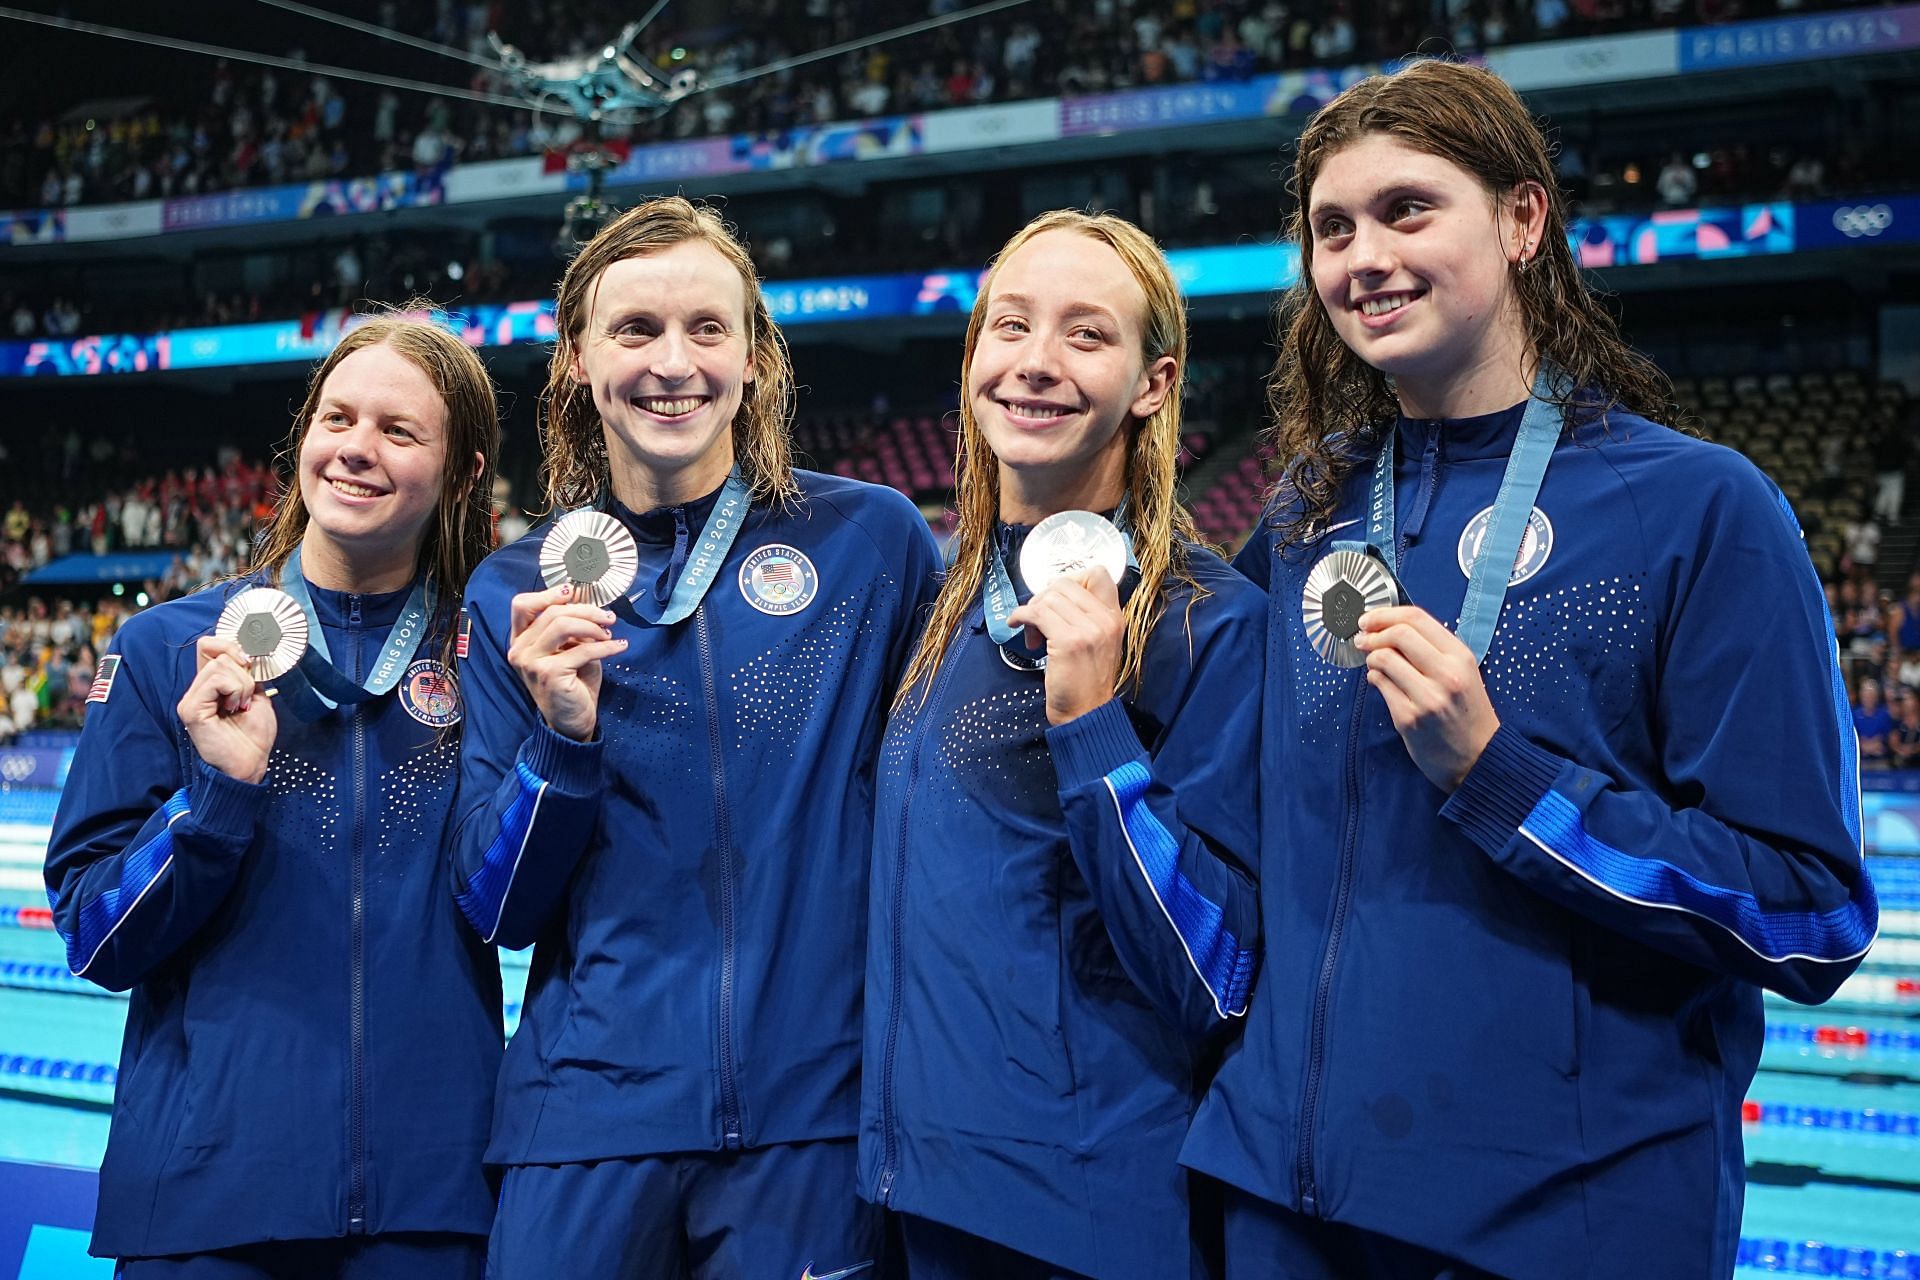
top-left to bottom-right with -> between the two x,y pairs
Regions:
45,576 -> 502,1259
1183,405 -> 1878,1279
452,471 -> 942,1163
862,529 -> 1264,1277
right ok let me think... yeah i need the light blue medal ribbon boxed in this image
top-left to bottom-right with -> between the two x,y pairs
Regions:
623,467 -> 754,626
276,544 -> 434,714
982,501 -> 1139,645
1355,376 -> 1561,663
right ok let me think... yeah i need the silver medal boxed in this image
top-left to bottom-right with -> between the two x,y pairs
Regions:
1019,510 -> 1127,595
541,511 -> 639,608
1303,549 -> 1400,667
214,587 -> 310,681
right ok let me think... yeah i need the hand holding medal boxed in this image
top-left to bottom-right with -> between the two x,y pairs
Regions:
1007,512 -> 1129,727
508,513 -> 639,741
1354,606 -> 1501,794
182,587 -> 307,784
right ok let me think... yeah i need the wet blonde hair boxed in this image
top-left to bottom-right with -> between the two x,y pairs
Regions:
897,209 -> 1205,708
541,196 -> 797,511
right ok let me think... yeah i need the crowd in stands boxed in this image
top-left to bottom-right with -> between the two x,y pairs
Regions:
0,436 -> 276,736
0,597 -> 127,739
8,115 -> 1904,345
1847,572 -> 1920,770
1,0 -> 1888,217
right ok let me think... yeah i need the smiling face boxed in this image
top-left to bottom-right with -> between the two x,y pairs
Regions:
1308,133 -> 1538,419
967,228 -> 1175,520
569,240 -> 755,510
296,341 -> 450,588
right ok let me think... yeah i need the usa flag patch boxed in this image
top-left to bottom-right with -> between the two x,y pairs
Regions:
456,610 -> 472,660
86,655 -> 122,705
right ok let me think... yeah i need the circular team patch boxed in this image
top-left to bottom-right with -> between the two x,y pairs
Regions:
399,659 -> 462,727
1456,505 -> 1553,587
738,544 -> 819,616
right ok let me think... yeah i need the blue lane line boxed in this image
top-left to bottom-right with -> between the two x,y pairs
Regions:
1769,1025 -> 1920,1055
1738,1236 -> 1917,1276
0,960 -> 121,998
1748,1102 -> 1920,1137
0,1054 -> 116,1087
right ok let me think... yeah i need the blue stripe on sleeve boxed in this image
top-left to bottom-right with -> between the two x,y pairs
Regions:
457,760 -> 548,945
1103,759 -> 1255,1018
67,789 -> 190,977
1519,788 -> 1876,964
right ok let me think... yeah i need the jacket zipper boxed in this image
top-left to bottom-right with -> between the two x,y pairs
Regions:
346,594 -> 369,1233
698,606 -> 744,1148
1297,686 -> 1365,1218
877,640 -> 962,1204
1296,423 -> 1444,1215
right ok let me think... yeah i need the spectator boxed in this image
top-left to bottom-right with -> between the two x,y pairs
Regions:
1895,686 -> 1920,768
1785,152 -> 1825,198
1844,514 -> 1881,578
1854,676 -> 1895,768
1656,152 -> 1698,206
1873,418 -> 1909,526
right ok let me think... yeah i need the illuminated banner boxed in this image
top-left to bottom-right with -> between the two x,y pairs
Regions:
1486,30 -> 1677,90
0,748 -> 70,787
764,270 -> 982,325
1573,202 -> 1794,267
1059,66 -> 1373,138
1678,3 -> 1920,70
4,192 -> 1914,378
1,208 -> 63,245
1172,243 -> 1300,296
6,12 -> 1919,245
160,171 -> 445,233
1795,196 -> 1919,252
0,333 -> 169,376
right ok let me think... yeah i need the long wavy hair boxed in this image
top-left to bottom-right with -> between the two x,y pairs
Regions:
541,197 -> 798,511
897,209 -> 1205,708
250,314 -> 501,673
1267,58 -> 1675,551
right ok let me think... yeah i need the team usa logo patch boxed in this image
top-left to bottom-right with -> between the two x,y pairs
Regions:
1456,505 -> 1554,587
86,655 -> 121,705
455,610 -> 472,660
738,544 -> 819,616
398,659 -> 462,727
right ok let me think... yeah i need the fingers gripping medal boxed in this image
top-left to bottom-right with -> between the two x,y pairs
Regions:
1303,549 -> 1402,668
1020,511 -> 1128,594
541,511 -> 639,608
214,587 -> 310,682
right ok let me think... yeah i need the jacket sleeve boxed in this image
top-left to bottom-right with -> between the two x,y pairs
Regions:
1440,468 -> 1875,1005
448,590 -> 606,950
44,628 -> 268,992
1049,586 -> 1265,1042
1231,516 -> 1273,588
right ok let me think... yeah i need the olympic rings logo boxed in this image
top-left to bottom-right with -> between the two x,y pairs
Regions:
1832,204 -> 1893,239
0,754 -> 35,783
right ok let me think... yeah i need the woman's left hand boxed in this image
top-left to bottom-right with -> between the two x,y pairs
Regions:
1355,605 -> 1500,792
1007,569 -> 1125,726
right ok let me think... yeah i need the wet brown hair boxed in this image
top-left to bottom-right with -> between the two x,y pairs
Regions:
250,313 -> 500,672
1267,58 -> 1674,549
